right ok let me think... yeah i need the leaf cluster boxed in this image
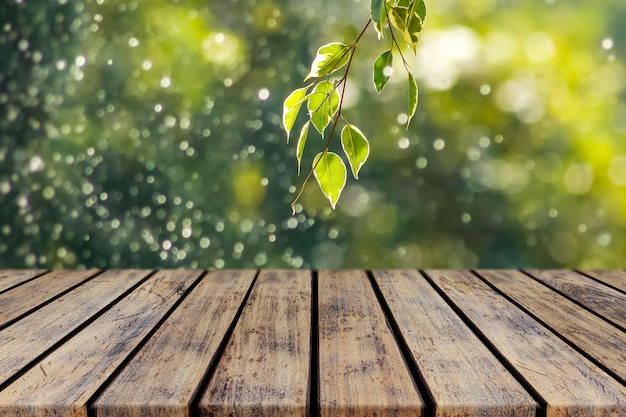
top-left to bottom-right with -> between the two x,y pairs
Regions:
283,0 -> 426,213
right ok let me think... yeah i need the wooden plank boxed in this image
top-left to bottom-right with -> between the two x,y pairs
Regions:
199,270 -> 311,417
318,270 -> 424,417
0,269 -> 97,327
579,270 -> 626,292
478,269 -> 626,384
526,269 -> 626,329
426,270 -> 626,417
0,270 -> 202,417
372,270 -> 536,417
0,270 -> 47,292
0,269 -> 151,386
94,270 -> 256,417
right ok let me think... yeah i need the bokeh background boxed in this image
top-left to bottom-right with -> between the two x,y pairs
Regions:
1,0 -> 625,269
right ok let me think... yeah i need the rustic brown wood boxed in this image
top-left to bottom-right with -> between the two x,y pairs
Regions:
579,270 -> 626,292
372,270 -> 536,417
0,270 -> 202,417
318,270 -> 424,417
526,269 -> 626,329
0,268 -> 625,417
426,270 -> 626,417
0,270 -> 47,292
94,270 -> 256,417
199,270 -> 311,417
0,269 -> 97,328
478,269 -> 626,384
0,269 -> 150,386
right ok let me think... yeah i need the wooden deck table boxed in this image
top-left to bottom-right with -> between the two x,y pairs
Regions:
0,269 -> 624,417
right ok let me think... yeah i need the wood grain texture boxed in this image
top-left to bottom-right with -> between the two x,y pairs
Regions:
526,269 -> 626,329
372,270 -> 536,417
0,269 -> 97,328
0,270 -> 202,417
0,270 -> 47,292
478,269 -> 626,383
426,270 -> 626,417
579,270 -> 626,292
0,269 -> 151,386
94,270 -> 256,417
199,270 -> 311,417
318,270 -> 424,417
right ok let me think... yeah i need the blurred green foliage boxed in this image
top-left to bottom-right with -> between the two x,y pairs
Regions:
0,0 -> 625,269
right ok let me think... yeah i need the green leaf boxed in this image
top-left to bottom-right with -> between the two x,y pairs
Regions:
388,5 -> 422,51
282,87 -> 308,142
388,6 -> 407,34
371,0 -> 389,38
407,73 -> 418,129
414,0 -> 426,22
404,12 -> 422,51
341,124 -> 370,179
406,0 -> 420,21
373,50 -> 393,93
304,43 -> 352,81
307,81 -> 339,135
296,121 -> 309,175
313,151 -> 347,209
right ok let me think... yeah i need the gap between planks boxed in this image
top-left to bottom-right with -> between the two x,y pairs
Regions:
425,270 -> 626,417
91,270 -> 259,417
0,270 -> 204,417
523,269 -> 626,331
0,270 -> 156,391
475,269 -> 626,385
0,270 -> 49,294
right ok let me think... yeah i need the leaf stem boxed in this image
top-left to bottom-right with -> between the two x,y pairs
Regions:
384,4 -> 411,72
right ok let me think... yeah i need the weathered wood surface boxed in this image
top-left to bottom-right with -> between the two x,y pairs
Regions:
0,269 -> 150,386
478,269 -> 626,384
579,270 -> 626,292
0,269 -> 624,417
0,270 -> 202,417
526,269 -> 626,329
426,270 -> 626,417
199,270 -> 311,417
94,270 -> 256,417
318,270 -> 424,417
0,269 -> 96,328
373,270 -> 536,417
0,270 -> 47,293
